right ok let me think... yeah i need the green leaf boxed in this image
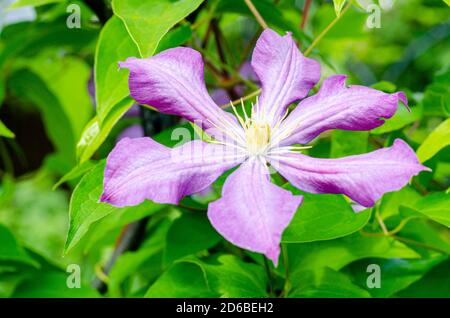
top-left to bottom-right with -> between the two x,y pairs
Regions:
76,97 -> 134,164
201,255 -> 268,298
289,267 -> 371,298
24,53 -> 94,140
282,187 -> 371,243
0,224 -> 39,269
333,0 -> 347,16
12,272 -> 99,298
112,0 -> 205,57
370,81 -> 397,93
286,232 -> 420,275
417,118 -> 450,163
371,105 -> 422,135
164,213 -> 221,264
145,261 -> 215,298
155,24 -> 193,54
330,130 -> 368,157
53,160 -> 96,190
395,259 -> 450,297
65,161 -> 164,253
405,192 -> 450,227
8,0 -> 64,9
343,255 -> 447,298
0,120 -> 14,138
395,209 -> 450,255
95,16 -> 140,123
379,186 -> 421,219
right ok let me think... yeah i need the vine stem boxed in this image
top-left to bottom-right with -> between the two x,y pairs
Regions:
304,0 -> 353,56
244,0 -> 268,29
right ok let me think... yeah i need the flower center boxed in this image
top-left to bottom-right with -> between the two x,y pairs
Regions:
245,120 -> 271,155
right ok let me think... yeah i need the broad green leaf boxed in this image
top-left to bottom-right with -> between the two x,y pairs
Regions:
8,0 -> 64,9
155,24 -> 193,54
417,118 -> 450,163
371,105 -> 422,135
145,261 -> 215,298
81,201 -> 169,253
201,255 -> 268,298
76,97 -> 134,164
0,224 -> 39,268
12,272 -> 99,298
24,54 -> 94,140
330,130 -> 368,157
370,81 -> 397,93
333,0 -> 347,16
343,255 -> 447,298
289,267 -> 371,298
408,192 -> 450,227
65,161 -> 164,253
282,188 -> 371,243
95,16 -> 140,123
53,160 -> 96,190
112,0 -> 205,57
0,120 -> 14,138
396,208 -> 450,255
379,186 -> 421,219
395,259 -> 450,297
9,69 -> 76,164
164,213 -> 221,264
286,232 -> 420,275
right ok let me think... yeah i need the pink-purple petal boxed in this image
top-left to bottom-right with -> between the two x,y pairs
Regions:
208,158 -> 303,265
251,29 -> 320,126
274,75 -> 408,146
100,138 -> 245,207
269,139 -> 429,207
119,47 -> 244,141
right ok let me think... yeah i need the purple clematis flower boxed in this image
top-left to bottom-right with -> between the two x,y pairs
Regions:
100,29 -> 429,265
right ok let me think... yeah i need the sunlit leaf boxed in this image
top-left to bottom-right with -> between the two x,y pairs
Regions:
94,16 -> 140,123
112,0 -> 205,57
417,118 -> 450,163
282,187 -> 371,243
164,213 -> 221,264
0,120 -> 14,138
65,161 -> 164,253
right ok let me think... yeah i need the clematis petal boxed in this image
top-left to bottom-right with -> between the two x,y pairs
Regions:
273,75 -> 408,146
100,138 -> 245,207
119,48 -> 244,142
269,139 -> 429,208
208,158 -> 303,265
251,29 -> 320,126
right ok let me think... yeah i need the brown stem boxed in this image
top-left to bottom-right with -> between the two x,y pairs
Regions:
300,0 -> 312,29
